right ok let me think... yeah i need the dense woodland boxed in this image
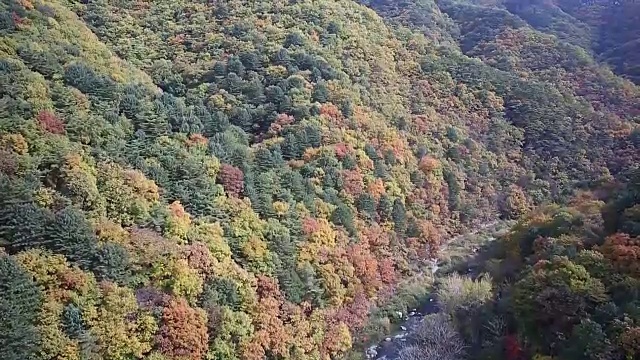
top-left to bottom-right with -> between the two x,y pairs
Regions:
412,168 -> 640,360
0,0 -> 638,359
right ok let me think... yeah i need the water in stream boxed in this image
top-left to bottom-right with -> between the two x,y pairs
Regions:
365,296 -> 439,360
364,221 -> 502,360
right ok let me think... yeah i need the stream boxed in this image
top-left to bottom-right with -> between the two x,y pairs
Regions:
364,221 -> 501,360
365,296 -> 440,359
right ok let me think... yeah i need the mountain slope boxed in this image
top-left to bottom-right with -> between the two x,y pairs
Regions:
443,0 -> 640,84
0,0 -> 638,359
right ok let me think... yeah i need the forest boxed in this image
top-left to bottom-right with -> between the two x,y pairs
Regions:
0,0 -> 638,359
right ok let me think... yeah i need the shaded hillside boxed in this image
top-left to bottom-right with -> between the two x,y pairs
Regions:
508,0 -> 640,84
0,0 -> 638,359
433,168 -> 640,360
438,0 -> 640,84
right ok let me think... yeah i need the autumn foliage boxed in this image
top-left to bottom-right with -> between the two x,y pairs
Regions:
218,164 -> 244,198
37,111 -> 65,134
157,298 -> 209,360
1,0 -> 639,359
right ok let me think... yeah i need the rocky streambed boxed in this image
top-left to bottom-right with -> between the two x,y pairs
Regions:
365,296 -> 439,360
364,222 -> 503,360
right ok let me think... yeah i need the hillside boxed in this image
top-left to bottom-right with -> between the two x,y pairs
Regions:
422,168 -> 640,360
0,0 -> 638,359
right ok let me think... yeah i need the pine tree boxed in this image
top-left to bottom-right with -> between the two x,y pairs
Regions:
93,243 -> 131,285
356,193 -> 376,221
200,278 -> 241,311
392,198 -> 407,235
374,160 -> 389,180
227,56 -> 245,76
254,147 -> 274,173
0,203 -> 51,252
282,132 -> 300,160
331,203 -> 356,236
134,103 -> 170,138
305,125 -> 322,148
62,304 -> 85,339
312,81 -> 329,103
298,263 -> 325,308
46,207 -> 99,268
0,255 -> 42,360
378,194 -> 394,222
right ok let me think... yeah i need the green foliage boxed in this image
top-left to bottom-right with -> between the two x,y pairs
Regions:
0,255 -> 42,360
436,273 -> 493,317
454,179 -> 640,360
0,0 -> 639,358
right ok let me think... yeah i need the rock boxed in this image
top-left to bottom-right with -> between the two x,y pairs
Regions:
408,311 -> 415,316
395,311 -> 403,318
394,333 -> 406,339
400,326 -> 407,331
411,308 -> 417,312
366,345 -> 378,359
385,337 -> 392,342
429,298 -> 433,302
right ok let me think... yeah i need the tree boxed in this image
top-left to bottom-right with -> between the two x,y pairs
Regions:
200,277 -> 242,311
356,193 -> 376,221
93,242 -> 131,285
561,319 -> 614,360
399,313 -> 465,360
219,164 -> 244,198
156,298 -> 208,360
512,257 -> 608,349
37,110 -> 65,134
331,203 -> 356,235
45,207 -> 99,268
89,282 -> 157,360
0,255 -> 42,360
377,194 -> 394,222
0,203 -> 51,253
312,81 -> 329,103
392,198 -> 407,235
500,185 -> 531,219
62,303 -> 85,339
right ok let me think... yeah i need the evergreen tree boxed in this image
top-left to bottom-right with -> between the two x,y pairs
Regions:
282,132 -> 300,160
331,202 -> 356,236
62,304 -> 85,339
0,255 -> 42,360
392,198 -> 407,235
374,160 -> 389,180
298,263 -> 325,308
45,207 -> 99,268
200,278 -> 242,311
305,125 -> 322,148
254,148 -> 274,173
340,99 -> 354,118
356,193 -> 376,221
93,243 -> 131,285
377,194 -> 394,222
312,81 -> 329,103
0,203 -> 51,253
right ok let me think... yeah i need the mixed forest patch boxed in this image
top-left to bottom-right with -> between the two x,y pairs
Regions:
0,0 -> 638,359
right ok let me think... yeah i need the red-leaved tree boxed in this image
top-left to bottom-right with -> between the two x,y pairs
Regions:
37,111 -> 65,134
156,298 -> 208,360
218,163 -> 244,197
